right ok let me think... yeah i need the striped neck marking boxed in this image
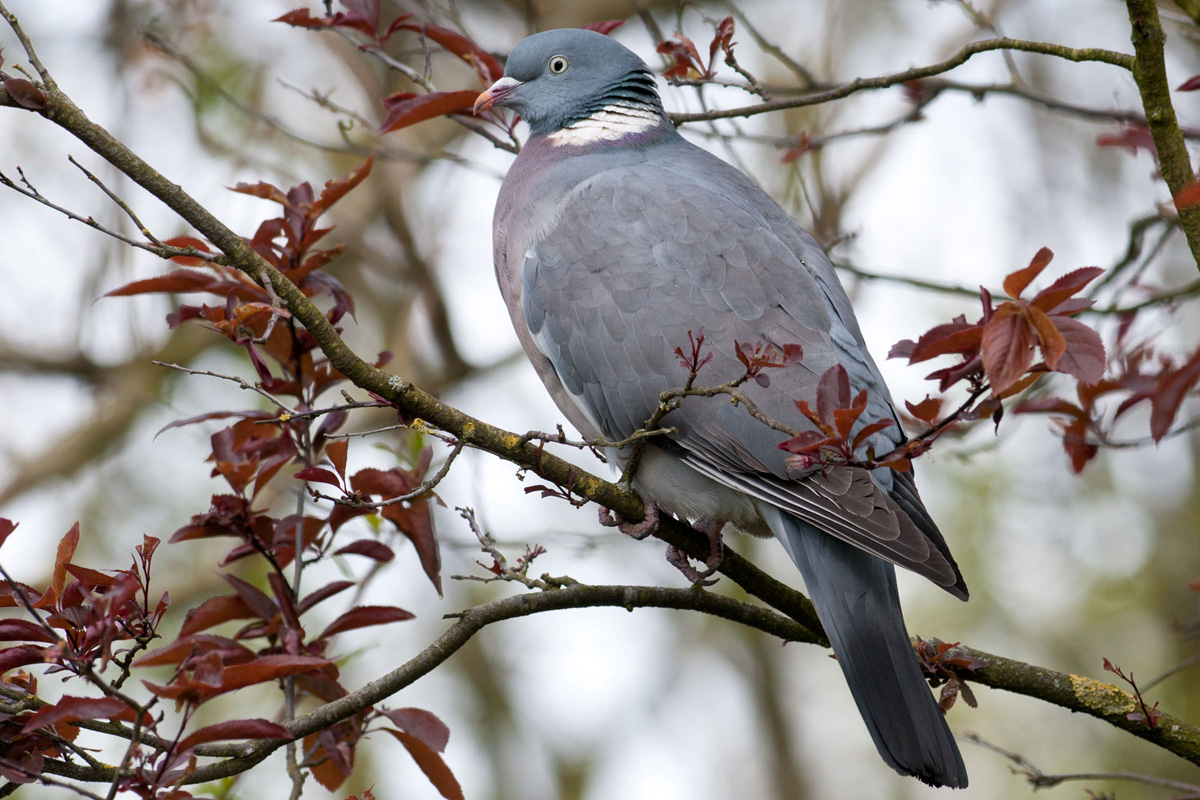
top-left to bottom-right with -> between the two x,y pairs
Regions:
546,104 -> 662,146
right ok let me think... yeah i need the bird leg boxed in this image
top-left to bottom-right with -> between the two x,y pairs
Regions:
597,503 -> 660,540
664,518 -> 725,586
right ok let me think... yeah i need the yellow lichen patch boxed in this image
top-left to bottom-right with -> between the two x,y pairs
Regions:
503,434 -> 522,449
1069,674 -> 1137,716
462,422 -> 476,440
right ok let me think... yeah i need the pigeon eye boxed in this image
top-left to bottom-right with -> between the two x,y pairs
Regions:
548,55 -> 569,74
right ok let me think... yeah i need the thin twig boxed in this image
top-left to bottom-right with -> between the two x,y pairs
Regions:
669,37 -> 1133,124
0,166 -> 222,263
152,361 -> 293,414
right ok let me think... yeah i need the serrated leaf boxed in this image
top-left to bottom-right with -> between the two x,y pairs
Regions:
1003,247 -> 1053,299
981,307 -> 1035,396
1051,317 -> 1106,385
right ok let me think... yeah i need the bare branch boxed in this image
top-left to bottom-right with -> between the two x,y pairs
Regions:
669,37 -> 1133,124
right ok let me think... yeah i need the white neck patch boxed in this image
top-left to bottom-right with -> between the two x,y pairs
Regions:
546,104 -> 661,146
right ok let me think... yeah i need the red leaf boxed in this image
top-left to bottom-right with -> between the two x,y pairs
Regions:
51,523 -> 80,602
815,365 -> 851,427
229,180 -> 289,205
351,467 -> 411,497
333,539 -> 395,562
1050,317 -> 1106,384
295,467 -> 342,488
177,594 -> 255,638
981,307 -> 1036,396
1030,267 -> 1105,313
310,156 -> 374,220
0,644 -> 48,673
62,564 -> 119,588
1150,348 -> 1200,442
327,439 -> 349,479
1178,75 -> 1200,91
1023,305 -> 1067,370
104,270 -> 215,297
379,90 -> 479,133
161,236 -> 213,266
898,318 -> 983,363
178,718 -> 292,752
222,574 -> 277,621
904,396 -> 943,425
382,501 -> 442,595
2,78 -> 48,111
381,708 -> 450,753
0,619 -> 57,644
581,20 -> 626,35
134,634 -> 255,668
396,24 -> 503,85
319,605 -> 414,639
0,518 -> 17,550
852,418 -> 896,451
212,655 -> 330,693
21,696 -> 130,734
1003,247 -> 1053,299
385,730 -> 464,800
296,580 -> 355,615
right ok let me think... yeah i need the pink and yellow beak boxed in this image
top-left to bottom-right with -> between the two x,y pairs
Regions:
474,77 -> 523,115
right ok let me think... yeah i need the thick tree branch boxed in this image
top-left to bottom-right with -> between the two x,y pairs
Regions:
1124,0 -> 1200,270
23,584 -> 1200,785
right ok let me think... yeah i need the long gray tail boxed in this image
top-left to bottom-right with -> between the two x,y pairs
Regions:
768,511 -> 968,788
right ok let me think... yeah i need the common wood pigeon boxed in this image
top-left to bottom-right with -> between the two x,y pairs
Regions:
477,28 -> 968,788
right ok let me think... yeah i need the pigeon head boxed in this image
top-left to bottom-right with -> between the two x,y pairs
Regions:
475,29 -> 667,141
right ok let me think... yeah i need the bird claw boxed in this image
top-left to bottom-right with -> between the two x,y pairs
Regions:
597,504 -> 660,540
664,519 -> 725,586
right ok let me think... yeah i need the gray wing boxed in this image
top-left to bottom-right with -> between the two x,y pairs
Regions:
523,161 -> 964,596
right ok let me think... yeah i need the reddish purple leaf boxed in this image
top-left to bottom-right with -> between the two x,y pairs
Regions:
21,696 -> 130,734
382,708 -> 450,753
1003,247 -> 1053,299
134,633 -> 255,668
178,718 -> 292,752
815,364 -> 851,427
212,655 -> 328,693
297,580 -> 355,615
222,574 -> 277,621
0,518 -> 16,550
1050,316 -> 1106,385
333,539 -> 395,562
311,156 -> 374,220
104,270 -> 216,297
0,644 -> 47,673
1030,266 -> 1105,314
319,605 -> 414,639
385,729 -> 464,800
396,24 -> 503,84
177,594 -> 256,638
295,466 -> 342,488
981,308 -> 1036,395
379,90 -> 480,133
2,78 -> 48,111
1151,348 -> 1200,442
1178,75 -> 1200,91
